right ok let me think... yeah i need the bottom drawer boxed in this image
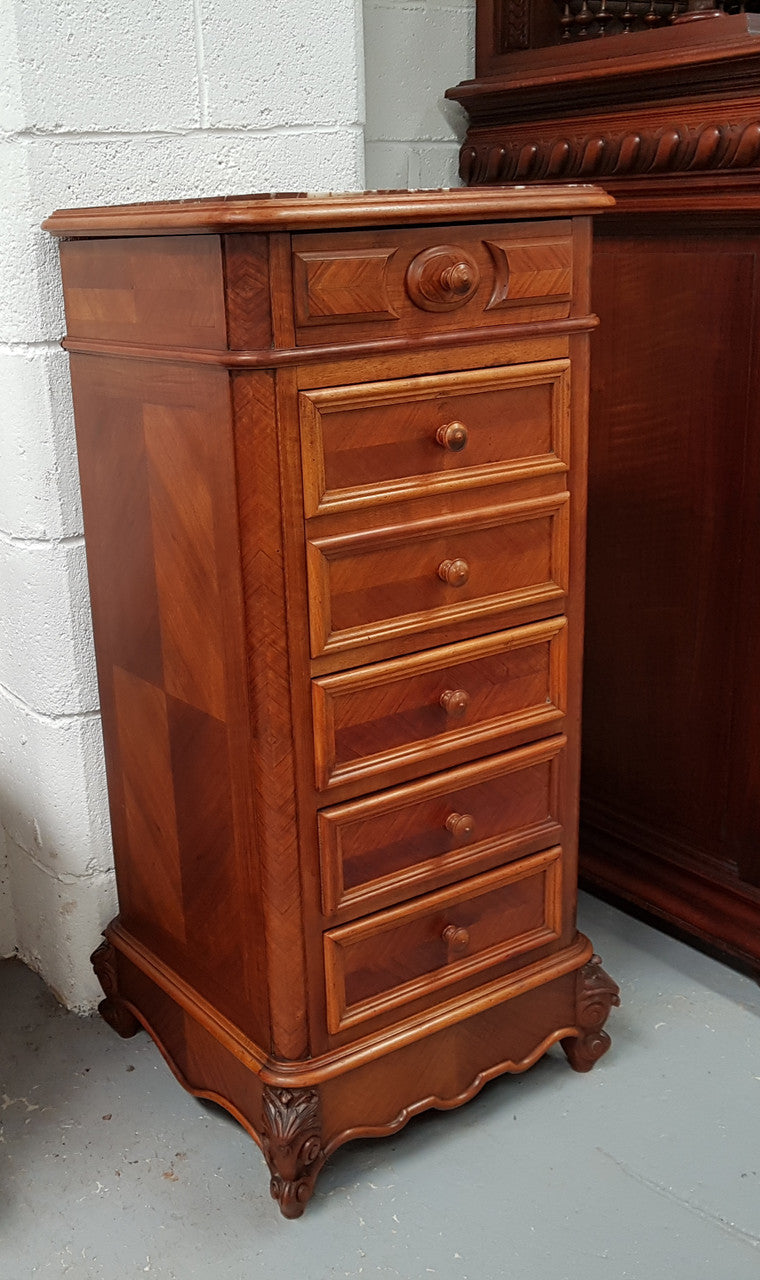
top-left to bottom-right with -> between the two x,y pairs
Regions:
324,846 -> 562,1033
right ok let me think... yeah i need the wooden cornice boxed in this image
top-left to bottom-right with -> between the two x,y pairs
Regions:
451,12 -> 760,199
449,13 -> 760,122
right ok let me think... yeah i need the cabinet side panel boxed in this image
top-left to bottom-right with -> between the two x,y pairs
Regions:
60,237 -> 228,349
69,354 -> 269,1045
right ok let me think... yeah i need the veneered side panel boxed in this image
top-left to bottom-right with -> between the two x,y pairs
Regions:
69,353 -> 268,1045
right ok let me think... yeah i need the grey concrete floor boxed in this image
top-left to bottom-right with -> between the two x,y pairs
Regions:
1,893 -> 759,1279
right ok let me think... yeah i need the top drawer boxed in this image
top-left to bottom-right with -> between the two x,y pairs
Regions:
291,221 -> 574,346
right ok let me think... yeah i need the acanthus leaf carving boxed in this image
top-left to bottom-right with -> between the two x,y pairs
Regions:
260,1085 -> 325,1219
561,954 -> 621,1072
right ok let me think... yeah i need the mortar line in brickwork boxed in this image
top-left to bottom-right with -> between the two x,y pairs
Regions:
191,0 -> 210,128
0,339 -> 63,355
370,1 -> 473,11
0,122 -> 364,144
0,529 -> 85,551
367,136 -> 462,146
0,679 -> 101,727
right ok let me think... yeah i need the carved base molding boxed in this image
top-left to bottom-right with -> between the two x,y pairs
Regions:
91,929 -> 619,1218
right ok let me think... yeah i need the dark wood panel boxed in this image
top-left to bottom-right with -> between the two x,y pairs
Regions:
581,826 -> 760,972
583,235 -> 752,871
726,277 -> 760,890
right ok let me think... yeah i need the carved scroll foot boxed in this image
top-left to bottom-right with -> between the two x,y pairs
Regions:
561,954 -> 620,1073
261,1085 -> 326,1219
90,940 -> 142,1038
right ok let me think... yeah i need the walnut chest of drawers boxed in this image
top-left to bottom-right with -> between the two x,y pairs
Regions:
45,187 -> 619,1218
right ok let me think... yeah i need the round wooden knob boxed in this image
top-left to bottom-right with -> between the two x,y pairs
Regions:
440,262 -> 475,296
406,245 -> 480,312
445,812 -> 475,840
440,688 -> 470,716
442,924 -> 470,952
438,558 -> 469,587
435,421 -> 468,452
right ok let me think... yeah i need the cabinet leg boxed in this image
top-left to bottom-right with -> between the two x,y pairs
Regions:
90,940 -> 142,1038
561,953 -> 620,1073
261,1085 -> 326,1218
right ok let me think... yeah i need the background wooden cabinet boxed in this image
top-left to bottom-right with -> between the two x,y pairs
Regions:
451,3 -> 760,974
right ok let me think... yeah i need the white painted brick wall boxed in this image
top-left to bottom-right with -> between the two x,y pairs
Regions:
202,0 -> 364,129
363,0 -> 475,190
0,347 -> 82,541
0,0 -> 365,1009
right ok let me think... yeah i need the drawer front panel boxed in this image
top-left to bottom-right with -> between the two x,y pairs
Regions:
324,847 -> 563,1033
299,360 -> 570,517
308,493 -> 569,659
292,221 -> 574,345
319,736 -> 566,916
312,619 -> 567,792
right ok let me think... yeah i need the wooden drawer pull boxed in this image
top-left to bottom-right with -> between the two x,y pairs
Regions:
439,688 -> 470,716
437,557 -> 470,587
441,262 -> 475,296
406,246 -> 480,311
442,924 -> 470,952
445,812 -> 475,840
435,421 -> 469,452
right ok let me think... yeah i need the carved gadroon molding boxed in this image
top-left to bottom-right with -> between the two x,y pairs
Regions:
260,1085 -> 325,1219
561,954 -> 621,1072
461,120 -> 760,184
90,939 -> 141,1039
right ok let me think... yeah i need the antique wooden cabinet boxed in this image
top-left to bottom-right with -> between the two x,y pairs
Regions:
45,188 -> 618,1217
450,3 -> 760,975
